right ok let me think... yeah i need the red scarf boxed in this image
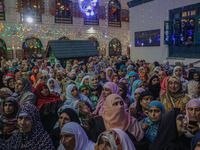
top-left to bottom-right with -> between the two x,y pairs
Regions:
36,83 -> 61,110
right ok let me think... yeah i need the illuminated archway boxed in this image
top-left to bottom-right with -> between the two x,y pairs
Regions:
109,38 -> 121,56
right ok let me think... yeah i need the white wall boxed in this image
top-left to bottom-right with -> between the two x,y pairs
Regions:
130,0 -> 200,65
1,0 -> 130,58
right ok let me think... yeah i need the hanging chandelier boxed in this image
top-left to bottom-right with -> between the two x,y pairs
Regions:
78,0 -> 98,16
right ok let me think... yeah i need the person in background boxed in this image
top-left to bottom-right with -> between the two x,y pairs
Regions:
191,132 -> 200,150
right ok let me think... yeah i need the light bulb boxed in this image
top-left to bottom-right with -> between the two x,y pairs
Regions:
27,17 -> 33,23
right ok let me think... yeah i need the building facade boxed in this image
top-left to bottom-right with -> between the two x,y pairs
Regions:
0,0 -> 130,59
128,0 -> 200,65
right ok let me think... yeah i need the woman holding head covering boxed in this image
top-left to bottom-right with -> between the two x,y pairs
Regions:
91,94 -> 146,149
0,97 -> 19,139
139,101 -> 165,143
92,82 -> 120,116
95,128 -> 136,150
187,80 -> 200,100
185,99 -> 200,136
75,73 -> 84,88
64,84 -> 94,111
191,132 -> 200,150
12,77 -> 36,105
0,104 -> 54,149
128,71 -> 138,91
160,76 -> 190,113
51,107 -> 81,149
58,122 -> 95,150
105,67 -> 114,81
131,79 -> 145,103
149,109 -> 191,150
148,75 -> 161,99
47,78 -> 61,96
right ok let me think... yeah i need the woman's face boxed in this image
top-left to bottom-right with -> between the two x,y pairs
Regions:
71,86 -> 79,98
107,69 -> 113,76
130,75 -> 137,82
56,73 -> 62,80
100,72 -> 106,79
92,77 -> 99,86
82,65 -> 86,70
151,78 -> 160,85
67,65 -> 71,71
15,80 -> 24,93
4,102 -> 14,115
113,77 -> 119,84
140,95 -> 153,111
175,68 -> 182,77
194,73 -> 200,81
102,87 -> 112,101
80,87 -> 90,97
41,86 -> 50,97
187,106 -> 200,121
176,114 -> 188,134
158,72 -> 165,82
168,80 -> 180,93
134,92 -> 140,101
97,65 -> 100,70
118,69 -> 123,76
96,137 -> 112,150
61,132 -> 75,150
138,82 -> 145,89
17,115 -> 32,134
195,83 -> 200,96
49,80 -> 55,89
34,68 -> 39,74
89,66 -> 95,72
112,98 -> 124,107
8,78 -> 15,89
59,112 -> 70,129
40,75 -> 48,84
118,87 -> 124,97
84,78 -> 89,86
148,106 -> 162,122
122,79 -> 128,88
56,64 -> 60,68
78,75 -> 84,83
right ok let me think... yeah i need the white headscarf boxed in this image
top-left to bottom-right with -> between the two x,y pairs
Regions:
80,75 -> 90,86
46,78 -> 61,94
58,122 -> 95,150
187,80 -> 200,99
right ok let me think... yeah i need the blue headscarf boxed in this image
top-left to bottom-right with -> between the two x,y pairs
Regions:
139,100 -> 166,143
120,65 -> 127,73
95,64 -> 101,73
191,132 -> 200,150
128,71 -> 138,84
130,79 -> 143,103
9,61 -> 20,71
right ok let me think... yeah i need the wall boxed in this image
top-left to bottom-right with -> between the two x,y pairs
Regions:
0,0 -> 130,58
129,0 -> 200,65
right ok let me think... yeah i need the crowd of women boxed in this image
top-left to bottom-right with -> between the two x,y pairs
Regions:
0,55 -> 200,150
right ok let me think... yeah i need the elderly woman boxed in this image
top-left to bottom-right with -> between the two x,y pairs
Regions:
12,77 -> 36,105
91,94 -> 146,149
64,84 -> 94,111
160,76 -> 190,113
0,97 -> 19,139
186,99 -> 200,136
0,104 -> 54,149
36,83 -> 62,133
187,80 -> 200,100
58,122 -> 95,150
139,101 -> 165,143
95,128 -> 136,150
51,106 -> 80,149
149,109 -> 191,150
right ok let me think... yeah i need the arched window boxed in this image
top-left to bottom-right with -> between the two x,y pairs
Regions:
88,37 -> 100,55
108,0 -> 121,27
58,37 -> 70,40
17,0 -> 44,23
109,38 -> 121,56
0,38 -> 6,58
0,0 -> 5,20
55,0 -> 72,24
22,37 -> 43,57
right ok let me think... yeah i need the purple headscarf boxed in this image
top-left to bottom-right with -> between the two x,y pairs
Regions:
106,67 -> 114,81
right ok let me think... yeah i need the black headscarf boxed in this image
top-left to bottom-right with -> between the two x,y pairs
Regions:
2,97 -> 19,118
117,82 -> 127,98
148,75 -> 161,99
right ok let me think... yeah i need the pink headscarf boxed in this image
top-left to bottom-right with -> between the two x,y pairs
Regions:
129,88 -> 145,110
103,94 -> 144,141
160,76 -> 171,95
186,99 -> 200,123
92,82 -> 120,116
158,71 -> 166,84
106,67 -> 114,81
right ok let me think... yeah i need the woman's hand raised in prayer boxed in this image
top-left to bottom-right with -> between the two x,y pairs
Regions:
141,118 -> 151,131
